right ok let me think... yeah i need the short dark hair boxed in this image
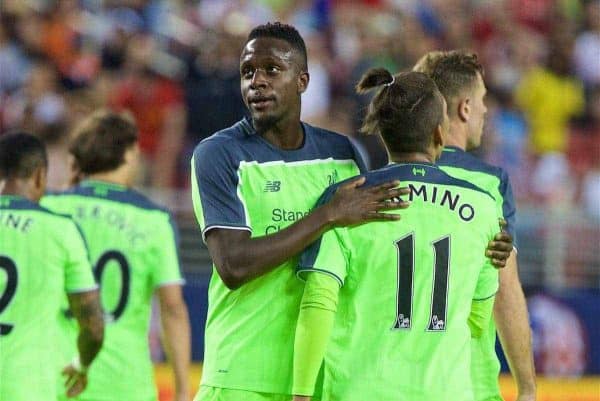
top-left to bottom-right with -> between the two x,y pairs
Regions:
69,110 -> 138,175
0,132 -> 48,179
247,22 -> 308,70
356,68 -> 445,154
415,50 -> 483,117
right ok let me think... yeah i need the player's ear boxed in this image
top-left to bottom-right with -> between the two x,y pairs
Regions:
433,124 -> 444,148
298,71 -> 309,94
32,166 -> 47,199
458,98 -> 470,122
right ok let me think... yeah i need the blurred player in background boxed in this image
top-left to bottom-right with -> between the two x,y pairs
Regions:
0,132 -> 104,400
293,70 -> 500,401
414,50 -> 536,401
42,111 -> 191,401
191,22 -> 412,401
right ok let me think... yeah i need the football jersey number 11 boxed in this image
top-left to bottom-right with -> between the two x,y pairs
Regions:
393,234 -> 450,331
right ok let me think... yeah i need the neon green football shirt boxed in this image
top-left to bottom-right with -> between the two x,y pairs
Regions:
42,180 -> 183,401
191,118 -> 366,394
298,163 -> 500,401
0,195 -> 96,401
438,146 -> 518,401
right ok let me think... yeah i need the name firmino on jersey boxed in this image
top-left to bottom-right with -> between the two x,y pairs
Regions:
408,183 -> 475,222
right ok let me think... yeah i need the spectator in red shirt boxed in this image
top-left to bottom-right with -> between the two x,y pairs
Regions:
110,34 -> 186,188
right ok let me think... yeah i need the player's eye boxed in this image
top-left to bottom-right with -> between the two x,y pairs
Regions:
241,68 -> 254,79
267,65 -> 280,74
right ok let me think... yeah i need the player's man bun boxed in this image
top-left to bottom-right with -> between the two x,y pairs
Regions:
355,68 -> 395,94
357,70 -> 445,155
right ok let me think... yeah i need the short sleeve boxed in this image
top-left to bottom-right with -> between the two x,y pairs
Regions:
498,170 -> 518,248
191,138 -> 251,241
151,213 -> 184,288
297,228 -> 349,287
348,137 -> 369,173
474,213 -> 500,301
62,220 -> 97,294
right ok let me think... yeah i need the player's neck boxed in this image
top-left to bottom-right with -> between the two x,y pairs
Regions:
390,152 -> 435,164
254,112 -> 304,150
86,169 -> 131,188
0,179 -> 37,202
445,120 -> 468,150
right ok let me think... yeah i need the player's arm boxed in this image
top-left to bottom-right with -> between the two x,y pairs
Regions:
152,214 -> 191,401
157,284 -> 191,401
59,220 -> 105,397
206,177 -> 409,290
293,272 -> 340,401
494,252 -> 536,401
63,289 -> 104,397
493,170 -> 536,400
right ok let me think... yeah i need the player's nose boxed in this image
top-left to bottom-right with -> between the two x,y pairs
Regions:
250,70 -> 268,89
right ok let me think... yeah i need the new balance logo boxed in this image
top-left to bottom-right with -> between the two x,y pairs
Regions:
412,167 -> 426,177
264,181 -> 281,192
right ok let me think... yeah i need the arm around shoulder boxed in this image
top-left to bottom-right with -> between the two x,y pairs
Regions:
495,253 -> 537,399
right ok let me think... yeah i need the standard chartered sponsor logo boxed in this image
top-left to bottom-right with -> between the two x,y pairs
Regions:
265,208 -> 310,234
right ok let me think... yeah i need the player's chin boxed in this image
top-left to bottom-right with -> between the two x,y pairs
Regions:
251,111 -> 279,126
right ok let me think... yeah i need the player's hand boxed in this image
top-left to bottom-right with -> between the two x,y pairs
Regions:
62,363 -> 88,397
486,218 -> 513,268
293,396 -> 311,401
323,177 -> 410,227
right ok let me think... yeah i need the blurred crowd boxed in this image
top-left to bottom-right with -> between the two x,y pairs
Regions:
0,0 -> 598,217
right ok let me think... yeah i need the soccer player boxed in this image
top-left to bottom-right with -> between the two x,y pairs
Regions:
0,132 -> 104,401
42,111 -> 191,401
414,51 -> 536,401
191,22 -> 412,401
292,70 -> 500,401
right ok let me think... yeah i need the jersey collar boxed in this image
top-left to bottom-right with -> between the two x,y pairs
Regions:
443,146 -> 466,153
386,161 -> 438,170
0,194 -> 33,208
80,180 -> 128,191
240,117 -> 309,152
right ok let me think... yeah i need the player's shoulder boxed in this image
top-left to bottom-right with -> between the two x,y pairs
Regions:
303,122 -> 360,159
48,184 -> 171,216
4,196 -> 78,226
114,188 -> 170,214
304,122 -> 352,146
438,147 -> 508,182
369,163 -> 496,200
193,119 -> 249,155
